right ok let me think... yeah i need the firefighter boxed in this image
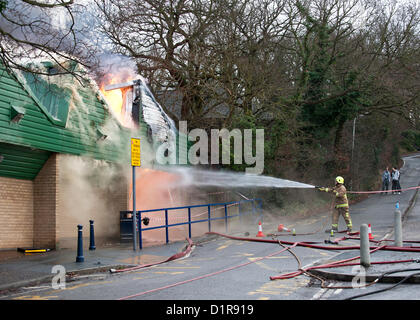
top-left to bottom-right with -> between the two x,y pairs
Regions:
318,176 -> 352,233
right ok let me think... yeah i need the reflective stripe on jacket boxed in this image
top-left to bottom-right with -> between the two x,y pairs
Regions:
325,184 -> 348,207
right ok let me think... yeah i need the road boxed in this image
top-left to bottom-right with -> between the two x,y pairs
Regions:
2,154 -> 420,305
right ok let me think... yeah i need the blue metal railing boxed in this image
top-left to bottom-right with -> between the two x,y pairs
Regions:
121,198 -> 262,249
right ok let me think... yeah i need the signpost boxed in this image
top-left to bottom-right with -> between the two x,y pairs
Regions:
131,138 -> 141,251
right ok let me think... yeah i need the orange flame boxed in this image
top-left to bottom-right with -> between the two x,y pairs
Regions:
99,73 -> 134,126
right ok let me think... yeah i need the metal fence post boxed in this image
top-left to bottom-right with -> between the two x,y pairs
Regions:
165,209 -> 169,244
138,211 -> 142,250
208,205 -> 211,232
188,207 -> 192,238
132,166 -> 137,251
238,201 -> 242,225
224,204 -> 228,233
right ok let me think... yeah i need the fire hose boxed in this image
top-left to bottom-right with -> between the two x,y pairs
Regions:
117,242 -> 300,300
344,269 -> 420,300
347,185 -> 420,194
109,238 -> 194,274
275,238 -> 420,295
315,185 -> 420,194
114,185 -> 420,298
205,232 -> 420,252
270,244 -> 419,281
210,232 -> 420,295
115,233 -> 420,300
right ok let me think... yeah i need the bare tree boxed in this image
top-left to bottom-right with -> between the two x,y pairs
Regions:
94,0 -> 297,128
0,0 -> 99,81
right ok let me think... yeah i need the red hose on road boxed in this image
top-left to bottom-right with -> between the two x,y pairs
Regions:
117,242 -> 299,300
348,185 -> 420,194
206,232 -> 420,252
270,244 -> 387,280
335,235 -> 420,245
115,232 -> 420,299
110,238 -> 194,273
270,244 -> 419,281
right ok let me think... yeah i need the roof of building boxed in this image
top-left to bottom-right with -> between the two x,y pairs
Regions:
0,61 -> 133,179
0,61 -> 190,180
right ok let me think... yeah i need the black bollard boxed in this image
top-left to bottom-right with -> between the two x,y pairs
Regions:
89,220 -> 96,250
76,225 -> 84,262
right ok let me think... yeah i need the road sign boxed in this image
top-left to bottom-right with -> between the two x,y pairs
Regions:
131,138 -> 141,167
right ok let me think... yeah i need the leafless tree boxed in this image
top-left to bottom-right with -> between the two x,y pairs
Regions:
0,0 -> 99,82
94,0 -> 297,128
94,0 -> 419,178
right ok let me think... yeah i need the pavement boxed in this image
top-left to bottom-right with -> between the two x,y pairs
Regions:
1,154 -> 420,296
0,239 -> 192,293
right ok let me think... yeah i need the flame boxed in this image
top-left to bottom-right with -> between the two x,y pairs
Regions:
102,85 -> 123,115
99,73 -> 134,126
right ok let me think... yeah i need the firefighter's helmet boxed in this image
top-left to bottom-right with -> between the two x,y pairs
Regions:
336,176 -> 344,184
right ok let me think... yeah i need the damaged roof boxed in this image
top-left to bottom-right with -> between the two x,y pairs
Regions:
0,61 -> 133,179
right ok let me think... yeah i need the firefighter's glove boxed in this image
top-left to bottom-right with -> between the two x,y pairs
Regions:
318,187 -> 328,192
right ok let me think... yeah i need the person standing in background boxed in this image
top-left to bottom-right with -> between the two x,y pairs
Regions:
391,167 -> 401,194
381,167 -> 390,195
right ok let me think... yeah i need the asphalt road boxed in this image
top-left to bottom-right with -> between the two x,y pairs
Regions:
2,154 -> 420,304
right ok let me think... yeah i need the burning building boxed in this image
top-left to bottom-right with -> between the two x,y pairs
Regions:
0,60 -> 189,250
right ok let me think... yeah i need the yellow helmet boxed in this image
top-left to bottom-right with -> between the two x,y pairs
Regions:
336,176 -> 344,184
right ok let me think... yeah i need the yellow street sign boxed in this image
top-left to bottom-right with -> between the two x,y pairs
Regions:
131,138 -> 141,167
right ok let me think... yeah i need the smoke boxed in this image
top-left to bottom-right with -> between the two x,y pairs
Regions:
93,54 -> 140,86
58,154 -> 129,249
0,1 -> 99,70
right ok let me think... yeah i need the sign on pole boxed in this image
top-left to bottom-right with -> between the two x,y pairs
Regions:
131,138 -> 140,251
131,138 -> 141,167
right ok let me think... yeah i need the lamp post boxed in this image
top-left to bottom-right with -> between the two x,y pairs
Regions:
350,117 -> 356,191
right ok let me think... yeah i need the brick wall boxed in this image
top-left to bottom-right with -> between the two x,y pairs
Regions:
0,177 -> 34,249
0,153 -> 128,250
33,153 -> 58,248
